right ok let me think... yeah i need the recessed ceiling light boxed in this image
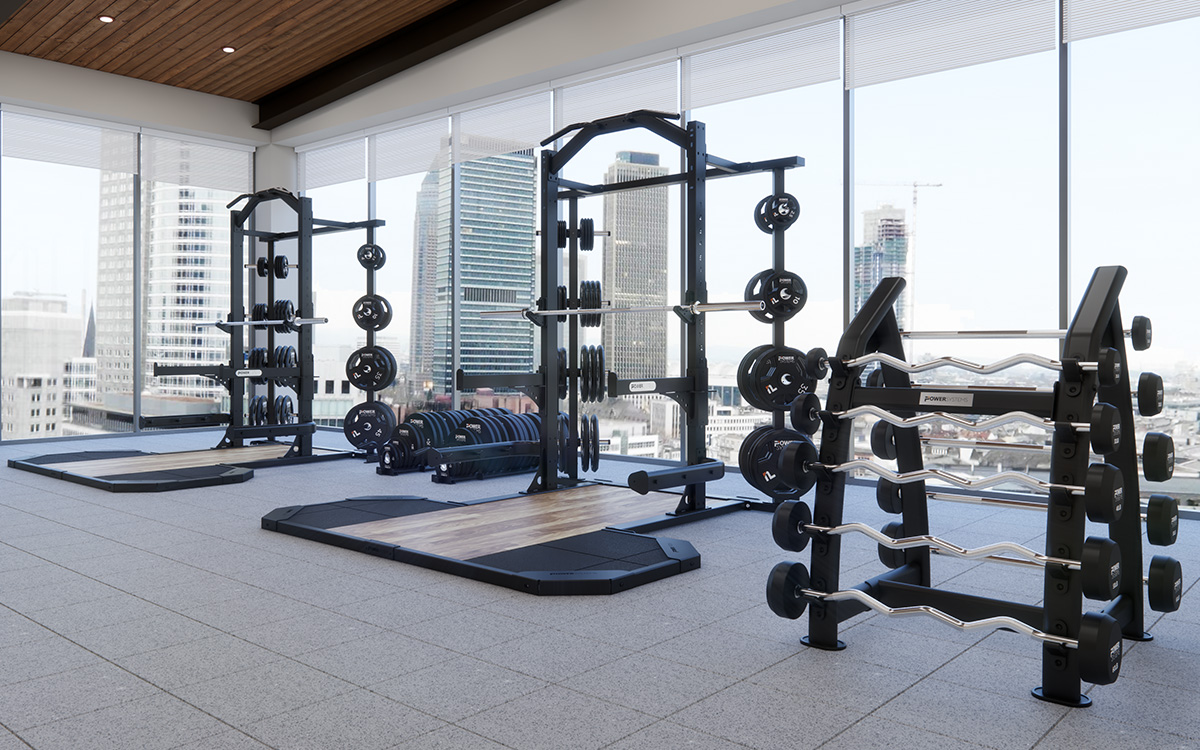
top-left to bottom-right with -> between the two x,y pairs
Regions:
98,15 -> 114,23
222,46 -> 235,53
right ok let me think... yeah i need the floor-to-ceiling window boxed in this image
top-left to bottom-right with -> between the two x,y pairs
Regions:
1,111 -> 137,437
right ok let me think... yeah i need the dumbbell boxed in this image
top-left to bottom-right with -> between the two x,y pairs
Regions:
780,435 -> 1125,522
773,500 -> 1122,601
1146,554 -> 1183,613
1142,432 -> 1174,483
765,561 -> 1122,685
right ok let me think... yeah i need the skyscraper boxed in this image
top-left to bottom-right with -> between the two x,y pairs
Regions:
410,141 -> 537,397
408,169 -> 442,393
602,151 -> 669,379
852,204 -> 910,329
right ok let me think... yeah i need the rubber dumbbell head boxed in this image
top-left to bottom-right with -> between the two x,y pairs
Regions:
805,347 -> 829,380
1083,462 -> 1124,523
1137,372 -> 1164,416
876,478 -> 903,514
765,561 -> 810,620
870,420 -> 898,461
877,521 -> 906,569
1095,347 -> 1121,387
1077,611 -> 1123,685
1147,555 -> 1183,613
1080,536 -> 1122,601
1088,402 -> 1121,455
1130,315 -> 1152,351
771,500 -> 812,552
777,435 -> 819,496
1142,432 -> 1174,483
789,392 -> 822,436
1145,494 -> 1178,547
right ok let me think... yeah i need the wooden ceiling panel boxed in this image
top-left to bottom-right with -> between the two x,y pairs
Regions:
0,0 -> 562,128
0,0 -> 461,101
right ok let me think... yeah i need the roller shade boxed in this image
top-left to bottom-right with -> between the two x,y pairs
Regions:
684,19 -> 841,110
369,117 -> 448,181
141,135 -> 252,192
1064,0 -> 1200,42
556,61 -> 679,128
297,138 -> 366,191
1,111 -> 137,174
845,0 -> 1056,89
454,91 -> 550,164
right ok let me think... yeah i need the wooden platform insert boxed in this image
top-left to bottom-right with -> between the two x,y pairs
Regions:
331,484 -> 681,560
36,444 -> 320,477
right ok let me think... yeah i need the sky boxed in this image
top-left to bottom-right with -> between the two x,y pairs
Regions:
3,16 -> 1197,386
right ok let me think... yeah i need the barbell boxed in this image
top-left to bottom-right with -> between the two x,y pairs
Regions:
481,300 -> 765,318
772,499 -> 1122,601
900,315 -> 1152,352
765,561 -> 1123,685
779,435 -> 1126,523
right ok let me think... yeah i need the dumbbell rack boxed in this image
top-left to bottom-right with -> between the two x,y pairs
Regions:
780,265 -> 1177,706
148,188 -> 382,458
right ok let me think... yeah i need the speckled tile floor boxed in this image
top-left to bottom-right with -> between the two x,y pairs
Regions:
0,430 -> 1196,749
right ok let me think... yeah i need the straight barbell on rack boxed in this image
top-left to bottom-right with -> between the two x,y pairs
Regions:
899,315 -> 1153,351
765,562 -> 1123,685
772,500 -> 1122,600
245,256 -> 293,279
778,435 -> 1126,523
482,300 -> 765,318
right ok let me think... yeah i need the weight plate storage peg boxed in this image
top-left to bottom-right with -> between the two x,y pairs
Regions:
343,401 -> 397,450
356,243 -> 386,270
352,294 -> 393,331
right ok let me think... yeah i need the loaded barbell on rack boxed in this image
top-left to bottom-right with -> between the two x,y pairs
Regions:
765,561 -> 1123,685
772,499 -> 1123,601
481,299 -> 765,320
900,315 -> 1153,352
246,256 -> 293,279
778,434 -> 1126,523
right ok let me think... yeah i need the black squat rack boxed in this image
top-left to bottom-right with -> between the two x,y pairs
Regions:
765,265 -> 1182,706
148,188 -> 383,458
457,110 -> 804,511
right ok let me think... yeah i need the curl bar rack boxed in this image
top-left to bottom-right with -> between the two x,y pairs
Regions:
767,266 -> 1182,706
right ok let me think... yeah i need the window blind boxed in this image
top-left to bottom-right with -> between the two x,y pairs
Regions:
556,61 -> 679,129
1,111 -> 137,174
684,19 -> 841,110
1064,0 -> 1200,42
845,0 -> 1056,89
369,117 -> 448,181
297,138 -> 366,191
141,135 -> 252,192
454,92 -> 551,164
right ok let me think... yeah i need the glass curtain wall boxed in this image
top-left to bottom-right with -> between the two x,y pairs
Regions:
1,111 -> 137,437
139,135 -> 253,420
1069,15 -> 1200,500
686,18 -> 843,468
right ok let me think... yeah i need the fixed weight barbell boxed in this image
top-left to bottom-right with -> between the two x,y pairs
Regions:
834,349 -> 1124,386
900,315 -> 1153,352
778,435 -> 1126,523
773,499 -> 1123,601
199,316 -> 328,328
765,561 -> 1123,685
482,300 -> 765,318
